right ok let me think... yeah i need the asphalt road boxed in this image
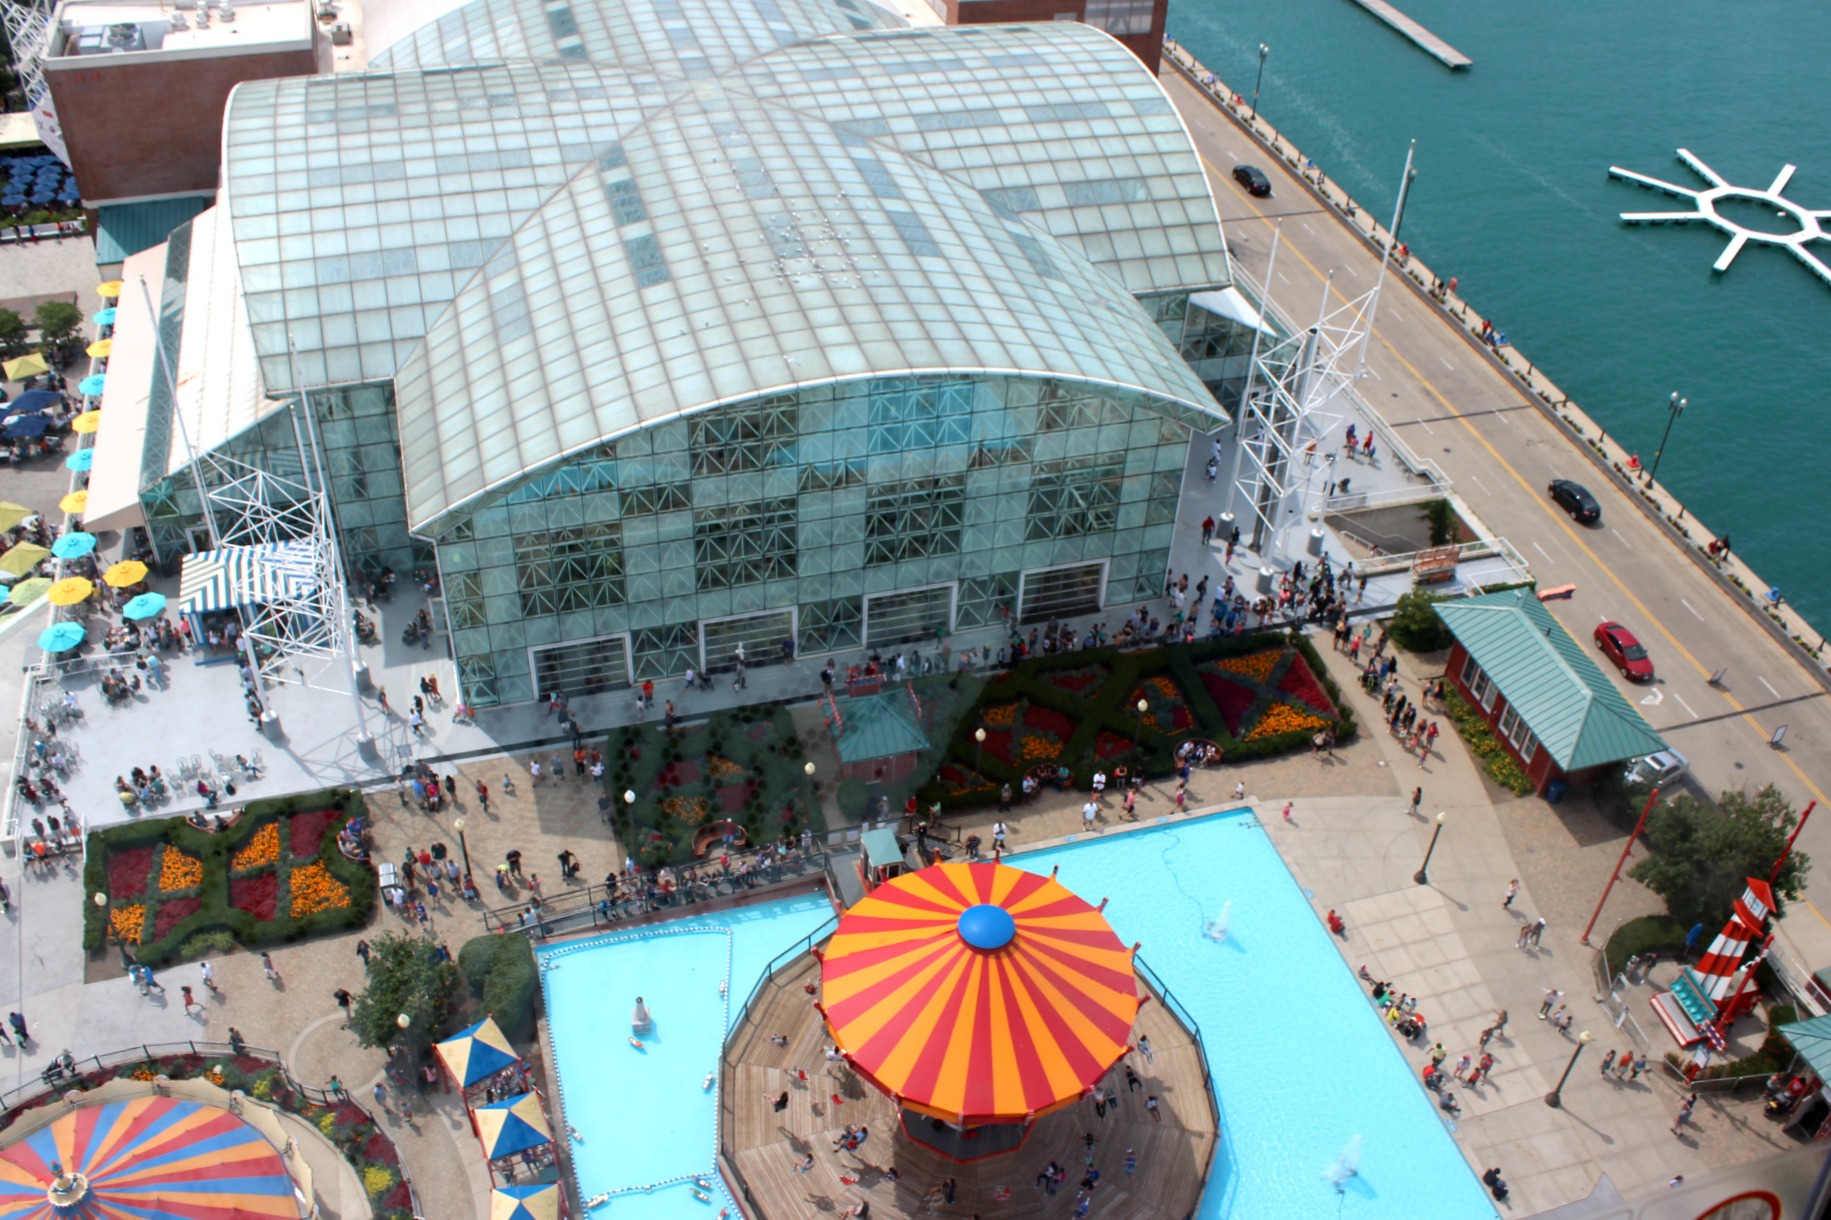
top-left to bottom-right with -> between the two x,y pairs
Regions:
1163,71 -> 1831,969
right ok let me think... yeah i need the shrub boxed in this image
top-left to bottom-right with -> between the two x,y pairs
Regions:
1630,785 -> 1810,927
1440,688 -> 1532,796
1604,914 -> 1688,978
459,933 -> 539,1043
1387,589 -> 1453,652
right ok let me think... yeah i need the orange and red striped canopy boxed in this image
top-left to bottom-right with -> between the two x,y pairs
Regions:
819,861 -> 1141,1124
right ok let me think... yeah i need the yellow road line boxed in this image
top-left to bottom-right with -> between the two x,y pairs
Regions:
1197,148 -> 1831,813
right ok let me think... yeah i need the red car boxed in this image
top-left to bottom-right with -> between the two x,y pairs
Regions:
1594,621 -> 1654,682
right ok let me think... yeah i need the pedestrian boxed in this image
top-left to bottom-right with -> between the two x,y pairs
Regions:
1408,787 -> 1421,817
1528,917 -> 1547,947
356,939 -> 372,967
334,987 -> 353,1027
1281,801 -> 1293,823
1538,988 -> 1562,1018
1124,787 -> 1137,818
1503,879 -> 1519,909
1125,1148 -> 1135,1175
992,820 -> 1007,851
1145,1095 -> 1160,1122
999,783 -> 1011,812
261,951 -> 279,980
180,985 -> 199,1012
1599,1049 -> 1617,1077
6,1012 -> 27,1045
373,1081 -> 391,1112
1082,800 -> 1098,832
1201,515 -> 1215,545
529,758 -> 542,785
200,960 -> 217,992
1671,1092 -> 1697,1135
329,1074 -> 348,1100
142,966 -> 166,993
507,849 -> 523,877
1517,923 -> 1533,949
1137,1035 -> 1153,1063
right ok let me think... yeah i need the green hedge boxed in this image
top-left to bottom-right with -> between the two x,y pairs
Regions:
1440,687 -> 1533,796
84,790 -> 377,966
1604,914 -> 1689,978
458,933 -> 539,1043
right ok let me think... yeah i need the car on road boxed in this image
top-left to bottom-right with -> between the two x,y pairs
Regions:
1548,478 -> 1601,525
1624,749 -> 1689,789
1594,620 -> 1655,682
1233,165 -> 1272,198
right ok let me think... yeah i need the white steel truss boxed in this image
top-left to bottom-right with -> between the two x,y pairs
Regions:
2,0 -> 54,110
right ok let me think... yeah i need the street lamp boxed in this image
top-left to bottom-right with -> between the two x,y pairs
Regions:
1250,43 -> 1269,123
453,817 -> 471,877
974,727 -> 986,774
1414,811 -> 1446,885
1133,698 -> 1149,757
1545,1031 -> 1592,1108
92,892 -> 106,908
1645,392 -> 1687,485
395,1013 -> 411,1031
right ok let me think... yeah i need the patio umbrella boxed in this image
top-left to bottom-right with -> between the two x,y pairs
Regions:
491,1183 -> 561,1220
93,307 -> 116,326
7,390 -> 57,414
58,490 -> 88,513
2,413 -> 50,439
436,1016 -> 519,1088
71,411 -> 101,434
46,576 -> 93,605
77,373 -> 105,397
36,621 -> 86,652
0,502 -> 29,532
104,559 -> 147,587
8,577 -> 51,605
122,591 -> 167,620
95,280 -> 122,298
85,338 -> 113,358
64,448 -> 93,471
2,353 -> 48,380
0,544 -> 49,577
474,1092 -> 552,1160
50,531 -> 96,559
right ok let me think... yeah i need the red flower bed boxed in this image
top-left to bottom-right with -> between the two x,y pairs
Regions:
382,1181 -> 413,1211
1277,655 -> 1336,716
1171,704 -> 1194,731
229,873 -> 278,921
1200,673 -> 1259,736
652,760 -> 701,791
152,895 -> 201,941
363,1132 -> 400,1166
715,783 -> 754,813
288,809 -> 336,860
1039,665 -> 1109,695
1094,730 -> 1134,760
1024,705 -> 1079,741
978,729 -> 1016,766
106,845 -> 156,901
937,764 -> 995,794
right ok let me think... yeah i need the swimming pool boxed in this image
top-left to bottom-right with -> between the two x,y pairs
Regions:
537,890 -> 834,1218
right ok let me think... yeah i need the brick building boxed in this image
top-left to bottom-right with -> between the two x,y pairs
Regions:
931,0 -> 1166,71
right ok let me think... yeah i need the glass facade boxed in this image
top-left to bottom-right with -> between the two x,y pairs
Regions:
430,374 -> 1186,706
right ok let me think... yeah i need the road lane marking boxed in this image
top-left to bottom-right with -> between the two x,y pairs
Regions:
1277,270 -> 1290,284
1532,541 -> 1553,561
1680,598 -> 1704,621
1301,221 -> 1316,234
1762,676 -> 1782,698
1610,529 -> 1627,545
1417,419 -> 1435,434
1438,356 -> 1455,371
1468,474 -> 1490,495
1366,365 -> 1380,379
1674,692 -> 1698,719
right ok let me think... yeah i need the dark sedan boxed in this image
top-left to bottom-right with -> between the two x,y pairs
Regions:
1233,165 -> 1272,198
1548,479 -> 1601,525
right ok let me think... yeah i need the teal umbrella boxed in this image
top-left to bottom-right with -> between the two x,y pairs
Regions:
50,532 -> 96,559
92,307 -> 116,326
37,622 -> 86,652
64,449 -> 93,471
121,591 -> 166,621
77,374 -> 105,397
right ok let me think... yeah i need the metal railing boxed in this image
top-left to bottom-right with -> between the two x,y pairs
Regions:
1133,953 -> 1226,1198
728,915 -> 838,1038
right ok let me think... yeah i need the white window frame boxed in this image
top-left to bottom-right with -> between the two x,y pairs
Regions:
1459,652 -> 1478,687
1518,731 -> 1539,763
526,631 -> 634,697
862,582 -> 958,647
698,607 -> 798,671
1015,559 -> 1110,625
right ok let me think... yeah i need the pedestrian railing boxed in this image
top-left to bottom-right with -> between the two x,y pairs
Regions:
728,915 -> 838,1038
1134,954 -> 1226,1196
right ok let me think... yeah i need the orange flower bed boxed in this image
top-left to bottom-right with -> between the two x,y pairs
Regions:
982,703 -> 1019,728
1245,702 -> 1330,742
159,847 -> 203,892
1212,650 -> 1281,685
662,794 -> 709,828
232,823 -> 280,872
707,755 -> 744,781
110,903 -> 146,944
289,862 -> 352,917
1017,735 -> 1062,762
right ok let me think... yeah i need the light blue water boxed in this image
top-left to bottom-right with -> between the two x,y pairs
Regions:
1014,812 -> 1495,1219
537,891 -> 834,1219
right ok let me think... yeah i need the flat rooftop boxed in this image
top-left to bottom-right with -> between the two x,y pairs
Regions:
46,0 -> 313,61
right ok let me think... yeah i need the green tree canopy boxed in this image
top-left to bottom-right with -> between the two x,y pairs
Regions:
349,932 -> 462,1056
32,300 -> 83,351
1387,589 -> 1452,652
1628,785 -> 1810,927
0,309 -> 27,359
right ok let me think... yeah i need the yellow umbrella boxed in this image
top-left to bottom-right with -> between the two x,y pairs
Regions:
47,576 -> 93,606
58,490 -> 87,514
85,339 -> 113,359
0,544 -> 49,577
3,353 -> 49,380
0,502 -> 32,532
103,560 -> 147,588
490,1184 -> 560,1220
71,412 -> 101,434
95,281 -> 123,298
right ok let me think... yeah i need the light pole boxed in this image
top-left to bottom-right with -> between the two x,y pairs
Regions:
1545,1031 -> 1592,1107
1414,811 -> 1445,885
1645,392 -> 1687,484
622,788 -> 635,828
453,817 -> 471,878
1133,698 -> 1148,757
1249,43 -> 1269,124
974,727 -> 986,774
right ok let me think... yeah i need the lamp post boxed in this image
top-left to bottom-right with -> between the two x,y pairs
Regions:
453,817 -> 471,878
1133,698 -> 1148,756
1250,43 -> 1269,124
395,1013 -> 411,1031
973,727 -> 986,774
1414,811 -> 1445,885
804,759 -> 818,797
1545,1031 -> 1592,1107
1645,392 -> 1687,484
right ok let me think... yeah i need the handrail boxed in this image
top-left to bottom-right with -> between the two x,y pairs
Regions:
1133,953 -> 1225,1197
728,915 -> 838,1037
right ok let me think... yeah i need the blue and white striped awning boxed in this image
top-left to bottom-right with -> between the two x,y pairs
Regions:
178,540 -> 320,615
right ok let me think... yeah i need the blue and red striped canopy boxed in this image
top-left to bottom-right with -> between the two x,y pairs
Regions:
819,861 -> 1141,1124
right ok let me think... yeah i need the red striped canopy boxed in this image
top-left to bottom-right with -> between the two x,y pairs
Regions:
819,861 -> 1141,1124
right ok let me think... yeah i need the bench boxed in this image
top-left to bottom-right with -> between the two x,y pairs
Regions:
1412,546 -> 1459,586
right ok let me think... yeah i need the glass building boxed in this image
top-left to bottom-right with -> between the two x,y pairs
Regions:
117,0 -> 1260,708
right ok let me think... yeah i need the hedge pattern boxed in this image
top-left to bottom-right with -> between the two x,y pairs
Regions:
83,790 -> 377,966
458,934 -> 538,1044
918,633 -> 1356,809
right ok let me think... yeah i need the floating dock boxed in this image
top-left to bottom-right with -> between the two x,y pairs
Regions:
1344,0 -> 1472,69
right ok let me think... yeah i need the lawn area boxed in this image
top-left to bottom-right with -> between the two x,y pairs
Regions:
918,633 -> 1356,809
82,790 -> 377,966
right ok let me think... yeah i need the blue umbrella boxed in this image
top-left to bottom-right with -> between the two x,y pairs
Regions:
122,591 -> 166,621
50,532 -> 96,559
9,390 -> 59,414
92,308 -> 115,326
37,622 -> 86,652
64,449 -> 92,472
3,414 -> 50,439
77,374 -> 105,397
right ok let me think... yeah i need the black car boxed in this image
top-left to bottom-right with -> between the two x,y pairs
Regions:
1548,479 -> 1601,524
1233,164 -> 1272,198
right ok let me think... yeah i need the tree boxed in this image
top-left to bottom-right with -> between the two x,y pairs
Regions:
0,309 -> 26,359
1386,589 -> 1452,652
1628,785 -> 1810,928
1419,498 -> 1458,547
349,932 -> 462,1056
458,933 -> 538,1042
32,300 -> 83,352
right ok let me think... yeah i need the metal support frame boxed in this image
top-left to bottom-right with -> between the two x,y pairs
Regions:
2,0 -> 55,116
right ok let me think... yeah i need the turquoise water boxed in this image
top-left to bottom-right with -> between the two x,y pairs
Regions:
536,891 -> 834,1219
1169,0 -> 1831,627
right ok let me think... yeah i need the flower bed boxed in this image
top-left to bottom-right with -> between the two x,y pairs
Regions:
232,824 -> 280,873
288,810 -> 336,861
1039,664 -> 1109,695
1094,729 -> 1135,761
159,847 -> 203,893
110,904 -> 145,944
934,763 -> 997,799
715,783 -> 755,814
289,862 -> 352,918
106,846 -> 155,902
1245,702 -> 1331,741
153,895 -> 202,941
1131,674 -> 1194,735
1277,655 -> 1337,717
230,873 -> 279,921
1198,672 -> 1259,736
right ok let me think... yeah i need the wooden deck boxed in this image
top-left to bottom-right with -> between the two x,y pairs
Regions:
1342,0 -> 1472,68
722,956 -> 1215,1219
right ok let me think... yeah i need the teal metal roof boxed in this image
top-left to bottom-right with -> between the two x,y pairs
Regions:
1435,590 -> 1667,772
833,691 -> 929,764
93,197 -> 211,265
861,827 -> 903,873
1779,1015 -> 1831,1079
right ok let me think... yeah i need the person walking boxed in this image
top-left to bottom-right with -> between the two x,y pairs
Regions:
6,1012 -> 27,1045
529,757 -> 543,786
261,952 -> 280,981
1281,801 -> 1293,823
180,986 -> 199,1013
1528,917 -> 1547,947
1082,801 -> 1098,832
373,1081 -> 391,1112
1671,1093 -> 1697,1135
334,988 -> 353,1028
992,820 -> 1007,851
1503,879 -> 1519,909
1630,1053 -> 1648,1080
1599,1049 -> 1617,1077
200,960 -> 217,992
1408,787 -> 1422,817
1517,923 -> 1533,950
1538,988 -> 1563,1019
1137,1036 -> 1153,1063
356,939 -> 372,967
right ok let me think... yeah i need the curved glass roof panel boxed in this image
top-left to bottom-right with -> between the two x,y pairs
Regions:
394,88 -> 1222,528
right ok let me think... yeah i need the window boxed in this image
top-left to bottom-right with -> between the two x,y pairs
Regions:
1019,562 -> 1105,624
1459,653 -> 1479,687
865,476 -> 964,565
1082,0 -> 1154,34
532,635 -> 631,698
1469,666 -> 1496,712
864,585 -> 954,647
693,498 -> 798,591
1027,455 -> 1123,540
690,399 -> 797,475
1499,706 -> 1520,741
702,610 -> 795,672
1518,731 -> 1539,763
513,522 -> 625,616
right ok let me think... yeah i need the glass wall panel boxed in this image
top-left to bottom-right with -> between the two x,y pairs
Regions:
532,634 -> 631,699
864,584 -> 954,648
1019,561 -> 1107,623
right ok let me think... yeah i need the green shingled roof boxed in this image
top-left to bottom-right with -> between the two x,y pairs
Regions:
1435,590 -> 1667,772
832,692 -> 929,765
93,197 -> 211,265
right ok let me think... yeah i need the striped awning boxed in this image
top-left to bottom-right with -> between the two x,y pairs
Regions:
178,540 -> 319,615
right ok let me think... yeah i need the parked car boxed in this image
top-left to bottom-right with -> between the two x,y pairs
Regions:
1594,620 -> 1655,682
1233,164 -> 1272,198
1548,479 -> 1601,525
1624,749 -> 1689,789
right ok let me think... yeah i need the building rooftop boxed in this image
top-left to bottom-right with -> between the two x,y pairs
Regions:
47,0 -> 314,61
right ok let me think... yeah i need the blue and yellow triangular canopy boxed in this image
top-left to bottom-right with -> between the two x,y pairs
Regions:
475,1092 -> 551,1159
491,1182 -> 561,1220
437,1015 -> 519,1087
